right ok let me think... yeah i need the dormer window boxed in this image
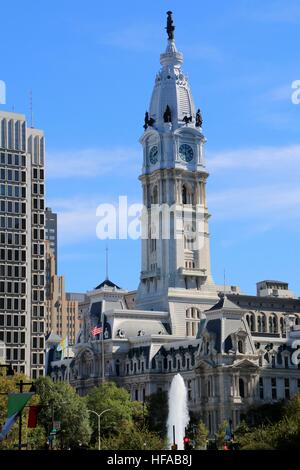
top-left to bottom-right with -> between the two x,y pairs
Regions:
238,340 -> 244,354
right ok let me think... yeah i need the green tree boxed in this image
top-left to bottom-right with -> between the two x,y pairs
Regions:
234,394 -> 300,450
0,371 -> 37,450
102,421 -> 166,450
215,420 -> 228,450
35,377 -> 91,449
26,425 -> 47,450
145,390 -> 168,437
194,420 -> 209,449
85,381 -> 139,444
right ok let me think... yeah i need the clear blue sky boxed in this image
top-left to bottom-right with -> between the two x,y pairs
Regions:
1,0 -> 300,296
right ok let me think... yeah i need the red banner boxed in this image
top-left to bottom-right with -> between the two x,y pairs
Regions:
27,405 -> 40,428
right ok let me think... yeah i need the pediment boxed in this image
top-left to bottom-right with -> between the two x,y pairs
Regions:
195,358 -> 215,370
230,358 -> 258,369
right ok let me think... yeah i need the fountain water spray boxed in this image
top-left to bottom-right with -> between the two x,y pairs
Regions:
167,373 -> 190,450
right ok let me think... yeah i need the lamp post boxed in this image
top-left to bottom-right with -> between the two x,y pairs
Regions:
16,379 -> 36,450
88,408 -> 111,450
48,399 -> 67,449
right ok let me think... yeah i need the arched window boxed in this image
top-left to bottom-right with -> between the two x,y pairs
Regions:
250,314 -> 255,332
151,186 -> 158,204
207,379 -> 211,397
182,185 -> 187,204
238,340 -> 244,354
182,184 -> 193,204
239,378 -> 245,398
261,314 -> 266,333
258,316 -> 262,333
273,316 -> 278,333
280,317 -> 285,335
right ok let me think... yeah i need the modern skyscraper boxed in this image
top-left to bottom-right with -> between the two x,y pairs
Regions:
0,110 -> 45,378
45,207 -> 57,274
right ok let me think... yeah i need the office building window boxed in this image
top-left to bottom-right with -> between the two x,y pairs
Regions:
271,378 -> 277,400
259,377 -> 264,399
284,378 -> 290,399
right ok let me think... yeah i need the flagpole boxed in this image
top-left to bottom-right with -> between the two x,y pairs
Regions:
101,312 -> 105,383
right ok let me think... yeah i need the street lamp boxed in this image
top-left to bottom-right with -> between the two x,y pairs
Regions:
16,379 -> 36,450
88,408 -> 111,451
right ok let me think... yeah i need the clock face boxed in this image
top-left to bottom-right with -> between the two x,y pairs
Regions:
179,144 -> 194,162
149,145 -> 158,165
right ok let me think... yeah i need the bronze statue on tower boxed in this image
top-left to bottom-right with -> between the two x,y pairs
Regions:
166,11 -> 175,40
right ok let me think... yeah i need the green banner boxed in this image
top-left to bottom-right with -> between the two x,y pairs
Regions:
7,393 -> 34,418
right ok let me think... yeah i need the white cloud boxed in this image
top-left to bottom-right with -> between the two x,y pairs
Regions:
47,143 -> 300,246
208,144 -> 300,171
209,184 -> 300,222
49,194 -> 141,246
46,147 -> 140,179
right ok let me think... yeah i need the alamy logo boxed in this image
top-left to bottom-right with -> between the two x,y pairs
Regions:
291,80 -> 300,104
291,340 -> 300,365
0,80 -> 6,104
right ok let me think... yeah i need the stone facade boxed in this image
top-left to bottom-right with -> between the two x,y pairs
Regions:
45,241 -> 82,345
48,13 -> 300,437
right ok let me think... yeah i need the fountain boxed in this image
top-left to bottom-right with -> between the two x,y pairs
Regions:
167,373 -> 190,450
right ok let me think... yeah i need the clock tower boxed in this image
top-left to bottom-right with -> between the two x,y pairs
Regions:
136,12 -> 218,332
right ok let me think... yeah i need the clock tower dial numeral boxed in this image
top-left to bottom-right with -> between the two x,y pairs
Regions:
179,144 -> 194,162
149,145 -> 159,165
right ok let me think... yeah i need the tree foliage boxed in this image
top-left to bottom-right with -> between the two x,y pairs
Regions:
85,381 -> 139,441
215,420 -> 228,450
235,393 -> 300,450
145,390 -> 168,437
85,381 -> 165,450
35,376 -> 91,449
101,422 -> 166,450
0,371 -> 38,450
194,420 -> 209,449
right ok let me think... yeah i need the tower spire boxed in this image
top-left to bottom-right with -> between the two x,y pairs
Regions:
166,11 -> 175,40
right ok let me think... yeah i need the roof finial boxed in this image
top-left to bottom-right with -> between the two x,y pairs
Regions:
166,11 -> 175,40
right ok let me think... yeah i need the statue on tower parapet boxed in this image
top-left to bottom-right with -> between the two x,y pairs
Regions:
163,105 -> 172,123
195,108 -> 203,128
143,111 -> 155,130
166,11 -> 175,40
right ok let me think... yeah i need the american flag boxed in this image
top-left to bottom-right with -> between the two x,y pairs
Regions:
91,325 -> 103,337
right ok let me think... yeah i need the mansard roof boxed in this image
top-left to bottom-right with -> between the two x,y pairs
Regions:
207,294 -> 242,312
95,278 -> 121,290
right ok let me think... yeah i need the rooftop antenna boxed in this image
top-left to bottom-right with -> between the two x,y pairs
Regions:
223,268 -> 226,297
105,243 -> 109,280
29,89 -> 34,128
